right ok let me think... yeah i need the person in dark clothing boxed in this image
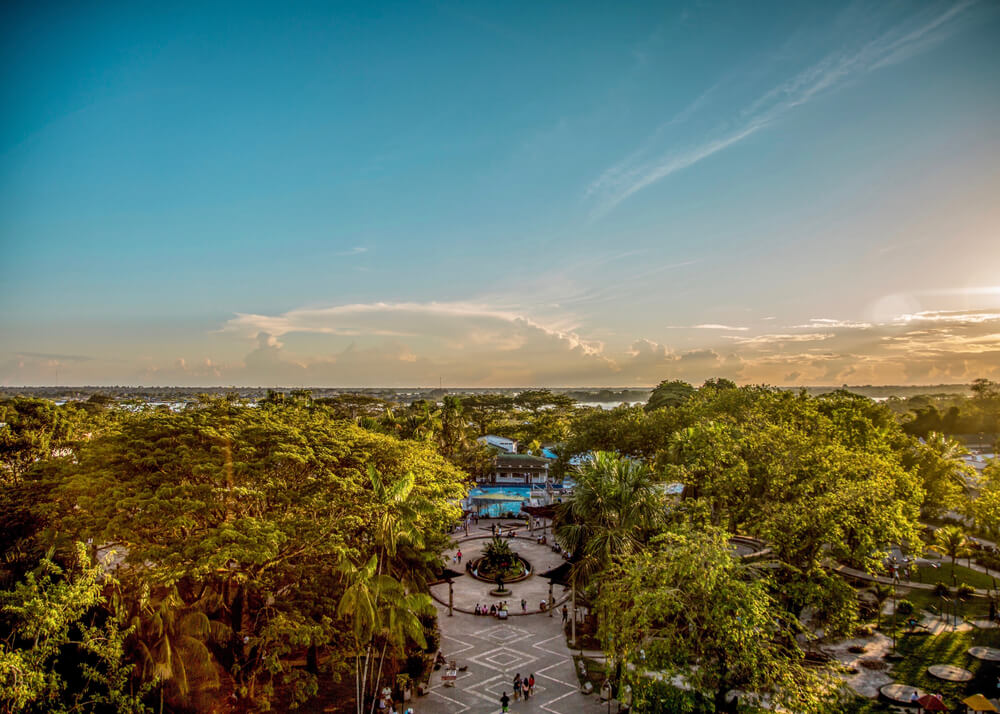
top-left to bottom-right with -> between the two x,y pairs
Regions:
500,691 -> 510,712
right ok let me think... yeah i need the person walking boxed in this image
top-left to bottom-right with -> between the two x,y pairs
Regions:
500,691 -> 510,713
521,598 -> 527,612
522,677 -> 530,700
528,673 -> 535,696
562,605 -> 568,623
456,548 -> 462,563
513,673 -> 522,701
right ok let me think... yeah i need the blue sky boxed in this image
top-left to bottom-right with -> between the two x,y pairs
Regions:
2,0 -> 999,386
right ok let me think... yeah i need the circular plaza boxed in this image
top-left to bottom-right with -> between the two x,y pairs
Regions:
430,519 -> 574,615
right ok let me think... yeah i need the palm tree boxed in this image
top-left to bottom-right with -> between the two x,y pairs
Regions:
931,524 -> 971,576
437,395 -> 470,458
908,432 -> 975,518
367,589 -> 434,714
338,466 -> 437,713
129,584 -> 229,713
556,451 -> 667,586
337,557 -> 434,714
481,535 -> 515,575
368,466 -> 423,557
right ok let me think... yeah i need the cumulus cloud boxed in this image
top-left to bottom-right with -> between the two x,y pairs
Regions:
7,299 -> 1000,388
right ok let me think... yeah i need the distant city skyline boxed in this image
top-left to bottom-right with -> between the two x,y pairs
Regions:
2,1 -> 999,387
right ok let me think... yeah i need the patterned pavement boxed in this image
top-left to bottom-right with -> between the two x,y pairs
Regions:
414,604 -> 608,714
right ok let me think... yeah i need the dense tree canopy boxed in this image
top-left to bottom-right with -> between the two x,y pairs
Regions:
2,378 -> 996,712
644,380 -> 696,412
598,528 -> 832,713
3,400 -> 466,712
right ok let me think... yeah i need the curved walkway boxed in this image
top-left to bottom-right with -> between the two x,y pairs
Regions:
833,561 -> 999,598
430,524 -> 573,615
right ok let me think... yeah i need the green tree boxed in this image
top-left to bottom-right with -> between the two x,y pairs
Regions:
48,402 -> 465,710
336,556 -> 434,714
971,378 -> 1000,400
956,583 -> 976,622
597,529 -> 831,713
480,536 -> 515,576
0,543 -> 149,714
904,432 -> 974,518
930,525 -> 970,571
128,584 -> 228,713
973,460 -> 1000,538
644,380 -> 695,412
658,387 -> 922,634
556,452 -> 667,587
0,398 -> 95,485
461,394 -> 514,436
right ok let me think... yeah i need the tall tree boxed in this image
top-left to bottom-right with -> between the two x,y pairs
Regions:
47,402 -> 465,710
645,380 -> 696,412
930,525 -> 970,570
597,529 -> 831,713
904,432 -> 974,519
128,584 -> 228,713
556,451 -> 668,586
662,387 -> 922,634
0,543 -> 149,714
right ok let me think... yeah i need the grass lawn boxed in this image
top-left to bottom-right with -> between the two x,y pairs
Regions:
913,562 -> 998,590
900,587 -> 992,621
888,628 -> 1000,706
841,629 -> 1000,712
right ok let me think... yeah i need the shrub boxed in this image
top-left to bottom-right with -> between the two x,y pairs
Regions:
895,599 -> 915,617
975,552 -> 1000,571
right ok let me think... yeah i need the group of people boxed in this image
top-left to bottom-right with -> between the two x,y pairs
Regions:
374,693 -> 413,714
474,602 -> 504,616
473,598 -> 536,616
499,673 -> 535,711
490,522 -> 518,538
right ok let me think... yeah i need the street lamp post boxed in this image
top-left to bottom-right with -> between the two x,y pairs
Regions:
891,584 -> 897,653
571,580 -> 577,647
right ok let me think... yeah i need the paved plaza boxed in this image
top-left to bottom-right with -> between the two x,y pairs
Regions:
430,524 -> 572,615
409,522 -> 607,713
417,605 -> 607,714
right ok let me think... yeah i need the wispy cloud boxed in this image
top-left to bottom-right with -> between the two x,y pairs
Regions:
14,351 -> 94,362
586,0 -> 979,217
336,246 -> 368,257
791,318 -> 873,329
666,323 -> 749,331
894,310 -> 1000,324
724,333 -> 836,345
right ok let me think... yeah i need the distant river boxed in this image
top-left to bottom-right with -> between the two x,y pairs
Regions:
577,401 -> 644,409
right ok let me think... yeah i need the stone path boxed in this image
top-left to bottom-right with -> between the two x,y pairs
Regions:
417,603 -> 607,714
404,522 -> 608,713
